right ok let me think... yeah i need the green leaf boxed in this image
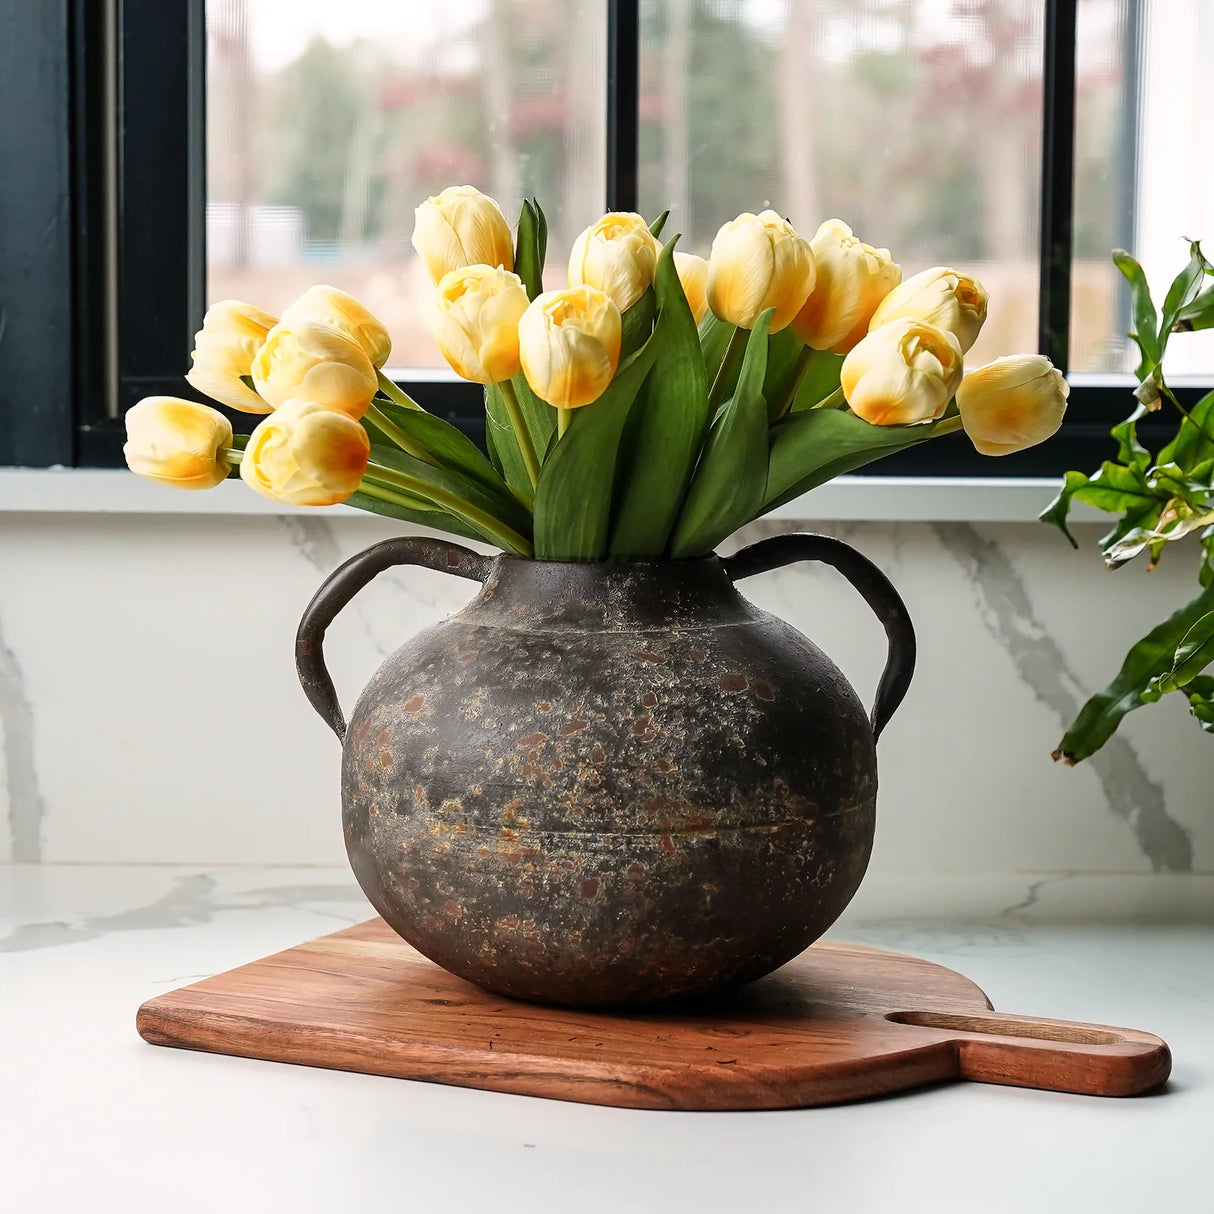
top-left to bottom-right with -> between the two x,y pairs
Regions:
363,399 -> 515,503
790,351 -> 846,412
620,287 -> 657,359
1176,282 -> 1214,332
669,309 -> 775,557
1158,388 -> 1214,472
760,327 -> 808,422
648,210 -> 670,239
1104,500 -> 1214,567
1112,249 -> 1161,375
514,200 -> 544,301
1111,404 -> 1152,474
532,334 -> 661,560
609,237 -> 710,558
1179,675 -> 1214,732
367,441 -> 532,546
1170,610 -> 1214,687
345,490 -> 484,542
1055,583 -> 1214,762
1040,470 -> 1091,549
1159,240 -> 1208,340
698,311 -> 734,392
1040,459 -> 1170,553
485,374 -> 556,499
534,198 -> 548,274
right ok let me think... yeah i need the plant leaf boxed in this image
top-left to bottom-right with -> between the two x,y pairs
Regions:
1055,583 -> 1214,763
698,311 -> 734,391
367,441 -> 532,546
363,399 -> 514,502
790,351 -> 846,412
762,408 -> 941,512
534,198 -> 548,273
532,333 -> 661,560
345,490 -> 485,542
485,374 -> 556,499
514,200 -> 544,301
1112,249 -> 1161,375
668,309 -> 774,557
620,286 -> 657,359
648,210 -> 670,239
609,236 -> 710,558
1157,388 -> 1214,472
1159,239 -> 1208,340
1170,610 -> 1214,688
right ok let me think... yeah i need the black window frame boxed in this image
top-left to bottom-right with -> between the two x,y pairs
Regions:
1,0 -> 1204,474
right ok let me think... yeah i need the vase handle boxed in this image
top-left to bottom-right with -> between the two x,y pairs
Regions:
723,533 -> 916,742
295,536 -> 491,742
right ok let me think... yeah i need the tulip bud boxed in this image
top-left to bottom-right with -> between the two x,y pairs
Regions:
868,266 -> 988,353
841,318 -> 964,426
240,399 -> 370,506
250,319 -> 378,418
123,396 -> 234,491
674,251 -> 709,325
706,210 -> 815,332
185,300 -> 278,413
412,185 -> 514,286
791,220 -> 901,354
429,265 -> 530,385
518,286 -> 622,410
280,285 -> 391,368
956,355 -> 1069,456
567,212 -> 660,312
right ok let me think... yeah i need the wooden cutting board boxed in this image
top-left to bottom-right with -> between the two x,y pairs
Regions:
136,917 -> 1170,1109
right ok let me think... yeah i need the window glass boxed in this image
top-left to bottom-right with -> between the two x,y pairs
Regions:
1072,0 -> 1214,377
206,0 -> 607,371
638,0 -> 1044,366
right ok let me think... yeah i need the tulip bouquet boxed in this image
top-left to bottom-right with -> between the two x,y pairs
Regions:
125,185 -> 1069,560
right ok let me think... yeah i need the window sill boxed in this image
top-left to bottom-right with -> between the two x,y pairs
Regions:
0,468 -> 1108,524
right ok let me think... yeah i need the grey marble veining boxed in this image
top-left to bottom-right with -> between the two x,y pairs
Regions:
0,604 -> 44,863
934,522 -> 1193,871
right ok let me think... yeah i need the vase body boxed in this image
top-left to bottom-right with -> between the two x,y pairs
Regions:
334,552 -> 883,1008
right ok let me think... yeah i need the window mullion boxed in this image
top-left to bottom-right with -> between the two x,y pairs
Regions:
605,0 -> 640,213
1037,0 -> 1079,372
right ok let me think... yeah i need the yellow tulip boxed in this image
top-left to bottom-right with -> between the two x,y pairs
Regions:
250,319 -> 378,418
518,286 -> 622,409
240,399 -> 370,506
280,285 -> 391,368
956,355 -> 1069,456
412,185 -> 514,286
868,266 -> 988,352
706,210 -> 815,332
674,251 -> 709,324
791,220 -> 901,354
429,265 -> 530,385
123,396 -> 233,491
841,318 -> 964,426
567,212 -> 661,312
185,300 -> 278,413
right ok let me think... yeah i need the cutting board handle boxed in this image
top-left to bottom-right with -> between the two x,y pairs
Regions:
888,1009 -> 1171,1097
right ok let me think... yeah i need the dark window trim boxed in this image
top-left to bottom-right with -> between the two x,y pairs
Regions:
2,0 -> 1205,478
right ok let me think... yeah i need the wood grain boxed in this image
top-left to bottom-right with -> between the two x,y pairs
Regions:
136,918 -> 1171,1109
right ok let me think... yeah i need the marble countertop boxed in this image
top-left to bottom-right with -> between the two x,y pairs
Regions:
2,865 -> 1211,1214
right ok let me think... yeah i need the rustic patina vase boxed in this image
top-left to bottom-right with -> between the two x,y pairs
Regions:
295,532 -> 914,1008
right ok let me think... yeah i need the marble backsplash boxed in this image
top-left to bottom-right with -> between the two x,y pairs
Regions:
1,511 -> 1210,872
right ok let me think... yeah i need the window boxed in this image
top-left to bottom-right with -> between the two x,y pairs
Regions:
2,0 -> 1210,475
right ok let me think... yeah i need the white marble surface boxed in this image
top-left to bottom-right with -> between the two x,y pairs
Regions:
1,864 -> 1211,1214
1,511 -> 1212,874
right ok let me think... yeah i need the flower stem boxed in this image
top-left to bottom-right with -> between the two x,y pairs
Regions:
707,325 -> 748,415
364,401 -> 436,466
772,345 -> 817,419
929,415 -> 964,437
224,448 -> 244,467
375,370 -> 423,410
498,378 -> 541,489
363,463 -> 533,557
557,407 -> 572,439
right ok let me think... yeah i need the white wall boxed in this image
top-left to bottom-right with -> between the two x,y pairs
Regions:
1,509 -> 1210,873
